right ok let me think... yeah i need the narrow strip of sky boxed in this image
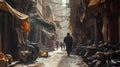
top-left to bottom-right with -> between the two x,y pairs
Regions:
62,0 -> 66,7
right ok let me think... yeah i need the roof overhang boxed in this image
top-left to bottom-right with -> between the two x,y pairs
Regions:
31,16 -> 55,30
88,0 -> 105,7
0,1 -> 29,20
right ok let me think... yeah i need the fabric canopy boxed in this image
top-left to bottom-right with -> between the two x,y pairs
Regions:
88,0 -> 105,7
41,29 -> 54,38
31,17 -> 55,30
0,1 -> 29,20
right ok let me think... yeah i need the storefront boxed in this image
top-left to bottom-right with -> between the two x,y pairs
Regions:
0,1 -> 29,57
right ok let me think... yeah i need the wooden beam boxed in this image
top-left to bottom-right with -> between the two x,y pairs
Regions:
118,16 -> 120,43
0,28 -> 1,51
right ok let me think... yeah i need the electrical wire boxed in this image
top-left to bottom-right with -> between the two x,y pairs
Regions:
38,0 -> 70,15
37,0 -> 70,23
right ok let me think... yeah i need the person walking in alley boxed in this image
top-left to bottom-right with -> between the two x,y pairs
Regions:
64,33 -> 73,56
56,41 -> 59,50
60,42 -> 65,50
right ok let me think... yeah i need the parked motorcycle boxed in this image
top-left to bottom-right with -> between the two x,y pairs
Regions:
17,40 -> 39,62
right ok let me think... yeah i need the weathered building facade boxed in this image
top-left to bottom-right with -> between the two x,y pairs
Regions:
70,0 -> 120,45
102,0 -> 120,45
0,0 -> 29,58
27,0 -> 56,51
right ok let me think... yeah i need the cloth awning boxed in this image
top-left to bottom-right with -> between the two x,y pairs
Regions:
31,17 -> 55,30
41,29 -> 54,38
88,0 -> 105,7
0,1 -> 29,20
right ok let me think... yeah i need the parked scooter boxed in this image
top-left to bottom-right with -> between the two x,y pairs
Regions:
17,40 -> 39,62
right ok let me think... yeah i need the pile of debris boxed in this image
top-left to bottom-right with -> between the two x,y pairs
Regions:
0,52 -> 12,67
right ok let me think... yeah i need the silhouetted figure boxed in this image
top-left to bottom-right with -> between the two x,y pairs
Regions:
60,42 -> 63,50
56,41 -> 59,50
64,33 -> 73,56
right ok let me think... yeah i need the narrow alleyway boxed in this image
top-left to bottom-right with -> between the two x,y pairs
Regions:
13,47 -> 88,67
